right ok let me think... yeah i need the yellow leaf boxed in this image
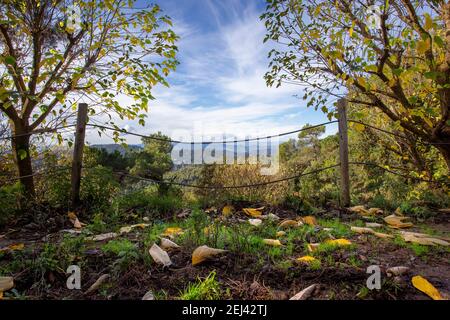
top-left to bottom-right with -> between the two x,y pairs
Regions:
243,208 -> 262,217
424,14 -> 433,31
222,205 -> 234,217
161,227 -> 184,237
307,243 -> 320,252
0,243 -> 25,253
276,231 -> 286,237
192,245 -> 227,266
302,216 -> 317,226
411,275 -> 443,300
279,219 -> 299,228
384,215 -> 413,228
349,205 -> 370,216
296,255 -> 317,264
262,239 -> 282,247
325,238 -> 352,246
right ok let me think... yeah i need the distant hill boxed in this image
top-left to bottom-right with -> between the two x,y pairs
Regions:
90,144 -> 143,155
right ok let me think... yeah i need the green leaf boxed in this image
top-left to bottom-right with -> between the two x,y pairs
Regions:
17,149 -> 27,160
4,55 -> 16,65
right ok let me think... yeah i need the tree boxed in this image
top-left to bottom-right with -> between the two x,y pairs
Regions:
261,0 -> 450,170
130,132 -> 173,193
0,0 -> 178,196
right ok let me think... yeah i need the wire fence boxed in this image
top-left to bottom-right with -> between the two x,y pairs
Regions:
0,118 -> 445,189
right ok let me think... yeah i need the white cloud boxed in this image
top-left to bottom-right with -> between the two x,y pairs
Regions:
86,0 -> 329,145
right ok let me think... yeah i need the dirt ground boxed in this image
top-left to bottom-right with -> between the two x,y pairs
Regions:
1,207 -> 449,300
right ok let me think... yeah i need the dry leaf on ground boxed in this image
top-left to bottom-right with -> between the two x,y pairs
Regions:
296,256 -> 318,264
119,223 -> 149,234
276,231 -> 286,237
0,277 -> 14,292
402,232 -> 449,246
411,275 -> 443,300
142,290 -> 155,300
325,238 -> 352,246
149,243 -> 172,267
279,220 -> 299,228
159,238 -> 180,250
0,243 -> 24,253
222,205 -> 234,217
85,232 -> 118,242
243,208 -> 262,217
384,215 -> 413,228
289,284 -> 317,300
302,216 -> 317,226
307,243 -> 320,252
192,245 -> 227,266
262,239 -> 282,247
387,266 -> 410,277
249,219 -> 262,226
161,227 -> 183,238
85,274 -> 109,295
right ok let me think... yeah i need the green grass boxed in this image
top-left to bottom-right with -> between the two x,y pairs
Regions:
317,218 -> 352,238
179,271 -> 223,300
102,239 -> 137,255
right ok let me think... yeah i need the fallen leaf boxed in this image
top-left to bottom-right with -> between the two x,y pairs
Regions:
249,219 -> 262,226
373,232 -> 394,239
222,205 -> 234,217
411,275 -> 443,300
302,216 -> 317,226
149,243 -> 172,267
387,266 -> 410,277
85,232 -> 118,242
367,208 -> 383,215
349,205 -> 369,216
384,215 -> 413,228
296,256 -> 318,264
119,223 -> 149,234
325,238 -> 352,246
261,213 -> 280,221
192,245 -> 227,266
366,222 -> 383,228
0,277 -> 14,292
276,231 -> 286,237
279,219 -> 299,228
351,226 -> 375,234
85,274 -> 109,295
0,243 -> 25,253
161,227 -> 183,237
262,239 -> 282,247
402,233 -> 449,246
289,284 -> 317,300
307,243 -> 320,252
204,207 -> 217,214
160,238 -> 180,250
243,208 -> 262,217
68,211 -> 84,229
142,290 -> 155,300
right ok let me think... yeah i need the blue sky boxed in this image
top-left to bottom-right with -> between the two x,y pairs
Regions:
87,0 -> 337,144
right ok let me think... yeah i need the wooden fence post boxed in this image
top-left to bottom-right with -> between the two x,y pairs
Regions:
337,98 -> 350,207
71,103 -> 88,208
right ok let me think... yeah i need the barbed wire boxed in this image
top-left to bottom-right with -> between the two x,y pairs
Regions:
113,164 -> 341,189
87,121 -> 338,144
0,125 -> 76,141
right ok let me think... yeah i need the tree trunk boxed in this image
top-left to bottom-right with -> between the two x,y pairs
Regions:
436,143 -> 450,173
11,126 -> 35,197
